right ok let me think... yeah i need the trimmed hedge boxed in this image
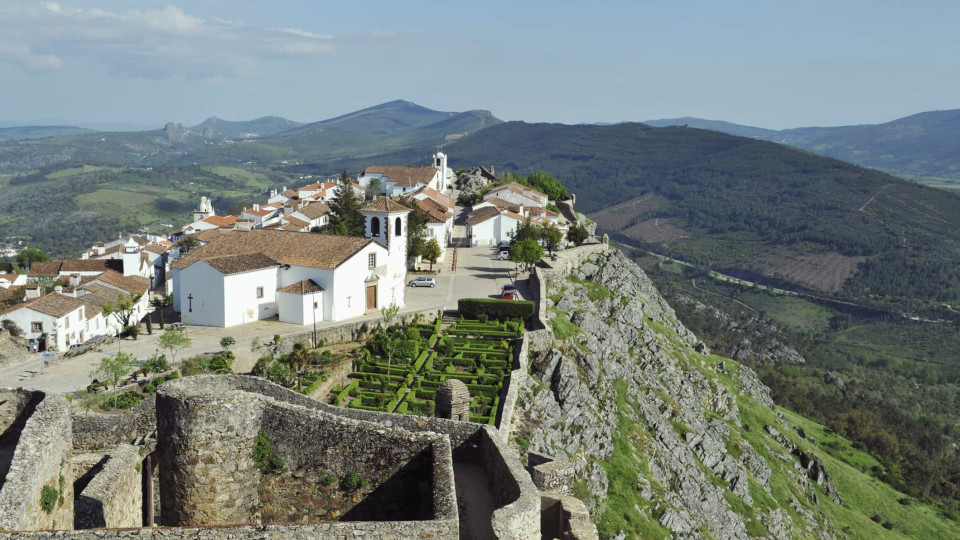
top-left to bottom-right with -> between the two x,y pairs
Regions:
458,298 -> 535,321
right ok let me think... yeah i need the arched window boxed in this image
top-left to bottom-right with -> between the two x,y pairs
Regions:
395,217 -> 402,236
370,217 -> 380,237
384,217 -> 390,237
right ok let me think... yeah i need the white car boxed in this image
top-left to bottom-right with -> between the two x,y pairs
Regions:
497,250 -> 510,260
408,276 -> 437,288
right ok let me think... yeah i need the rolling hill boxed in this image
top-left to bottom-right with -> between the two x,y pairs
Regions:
191,116 -> 304,139
0,125 -> 93,141
646,109 -> 960,183
0,100 -> 501,174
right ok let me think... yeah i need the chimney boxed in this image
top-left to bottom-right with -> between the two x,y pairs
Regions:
69,273 -> 81,287
54,285 -> 63,294
25,285 -> 39,299
270,189 -> 277,198
253,203 -> 260,211
490,165 -> 495,175
283,186 -> 287,192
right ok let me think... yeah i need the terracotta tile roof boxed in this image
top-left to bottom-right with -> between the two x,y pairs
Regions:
0,286 -> 24,303
144,244 -> 169,255
202,215 -> 239,228
298,202 -> 332,220
28,261 -> 65,276
243,207 -> 275,217
284,216 -> 310,229
362,198 -> 411,213
277,279 -> 325,295
502,210 -> 527,222
281,189 -> 299,198
484,197 -> 522,213
195,228 -> 234,243
414,198 -> 450,224
488,182 -> 548,202
466,206 -> 501,226
0,293 -> 85,318
204,253 -> 278,275
416,187 -> 456,209
89,270 -> 150,295
61,259 -> 124,273
173,230 -> 376,271
277,223 -> 304,232
362,166 -> 437,188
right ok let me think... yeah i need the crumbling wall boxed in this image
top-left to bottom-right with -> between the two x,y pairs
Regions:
156,376 -> 456,530
71,395 -> 156,452
478,428 -> 541,539
74,444 -> 143,529
0,392 -> 73,531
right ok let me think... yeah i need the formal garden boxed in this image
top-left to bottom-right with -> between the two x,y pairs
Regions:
328,300 -> 531,425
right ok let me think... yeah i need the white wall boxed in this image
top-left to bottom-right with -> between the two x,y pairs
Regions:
175,262 -> 226,327
275,265 -> 336,321
277,292 -> 322,326
222,267 -> 280,327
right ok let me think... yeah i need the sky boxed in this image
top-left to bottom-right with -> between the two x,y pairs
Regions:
1,0 -> 958,130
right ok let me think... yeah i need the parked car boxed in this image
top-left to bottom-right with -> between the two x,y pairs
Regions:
408,276 -> 437,288
501,289 -> 519,300
497,250 -> 510,260
497,240 -> 512,250
502,283 -> 518,294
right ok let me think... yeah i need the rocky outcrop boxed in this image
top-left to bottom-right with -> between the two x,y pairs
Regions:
515,248 -> 839,539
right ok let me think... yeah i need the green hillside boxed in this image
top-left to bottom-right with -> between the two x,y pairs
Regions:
416,121 -> 960,314
191,115 -> 304,139
0,125 -> 93,141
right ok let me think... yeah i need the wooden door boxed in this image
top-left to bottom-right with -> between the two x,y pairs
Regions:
366,285 -> 377,310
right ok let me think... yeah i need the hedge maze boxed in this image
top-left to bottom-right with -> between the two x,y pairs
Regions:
330,317 -> 523,425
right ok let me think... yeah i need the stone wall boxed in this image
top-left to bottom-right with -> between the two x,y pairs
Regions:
478,427 -> 542,539
0,521 -> 457,539
278,308 -> 441,350
72,395 -> 156,452
527,451 -> 575,495
540,492 -> 598,540
74,444 -> 142,529
0,392 -> 73,532
495,335 -> 528,443
155,376 -> 457,531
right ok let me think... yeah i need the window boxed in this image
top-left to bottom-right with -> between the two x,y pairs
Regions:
395,217 -> 402,236
368,253 -> 376,268
31,322 -> 43,333
371,217 -> 380,237
256,286 -> 264,299
65,315 -> 70,329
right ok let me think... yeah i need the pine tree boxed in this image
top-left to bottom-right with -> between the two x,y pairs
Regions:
326,169 -> 365,237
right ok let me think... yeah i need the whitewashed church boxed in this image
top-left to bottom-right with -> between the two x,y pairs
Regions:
171,199 -> 411,327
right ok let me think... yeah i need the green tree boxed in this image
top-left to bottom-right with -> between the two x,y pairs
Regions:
509,239 -> 544,272
28,276 -> 59,295
149,294 -> 173,329
379,303 -> 403,380
77,389 -> 101,415
103,293 -> 143,341
541,222 -> 564,254
325,170 -> 365,236
159,326 -> 191,367
220,336 -> 236,351
1,319 -> 22,338
526,171 -> 568,201
365,178 -> 381,200
90,352 -> 138,409
513,216 -> 541,243
567,222 -> 589,246
176,235 -> 201,254
422,238 -> 442,271
400,197 -> 430,260
16,247 -> 50,270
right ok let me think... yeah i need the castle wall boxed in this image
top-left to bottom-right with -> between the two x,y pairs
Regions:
0,392 -> 73,532
71,395 -> 156,452
74,444 -> 142,529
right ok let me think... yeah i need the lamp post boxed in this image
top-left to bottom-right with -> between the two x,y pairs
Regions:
312,297 -> 318,349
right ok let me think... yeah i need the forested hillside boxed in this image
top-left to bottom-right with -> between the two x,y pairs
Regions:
414,121 -> 960,314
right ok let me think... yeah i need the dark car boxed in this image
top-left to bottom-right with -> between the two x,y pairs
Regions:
501,289 -> 519,300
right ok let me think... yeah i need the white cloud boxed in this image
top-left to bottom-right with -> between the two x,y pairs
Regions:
0,4 -> 345,79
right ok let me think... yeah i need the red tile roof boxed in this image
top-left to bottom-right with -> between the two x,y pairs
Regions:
0,293 -> 85,318
89,270 -> 150,295
173,230 -> 376,271
362,166 -> 437,188
362,198 -> 411,213
202,215 -> 239,227
277,279 -> 325,295
466,206 -> 501,226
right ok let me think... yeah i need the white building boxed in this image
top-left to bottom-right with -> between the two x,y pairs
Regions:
411,188 -> 456,263
357,152 -> 453,197
483,182 -> 549,209
465,207 -> 525,246
193,196 -> 216,222
171,199 -> 410,328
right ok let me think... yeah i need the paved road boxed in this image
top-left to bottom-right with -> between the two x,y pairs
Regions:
0,246 -> 526,394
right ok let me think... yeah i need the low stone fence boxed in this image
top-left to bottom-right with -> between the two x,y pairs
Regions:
276,308 -> 441,351
71,395 -> 156,452
527,451 -> 575,495
480,428 -> 542,539
495,335 -> 528,442
0,391 -> 73,532
74,444 -> 142,529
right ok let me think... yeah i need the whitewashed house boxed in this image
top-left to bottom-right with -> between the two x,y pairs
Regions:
171,199 -> 410,328
411,188 -> 456,263
0,293 -> 89,351
357,152 -> 453,197
465,207 -> 525,246
483,182 -> 549,209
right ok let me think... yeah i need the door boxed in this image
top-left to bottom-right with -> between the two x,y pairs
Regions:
366,285 -> 377,311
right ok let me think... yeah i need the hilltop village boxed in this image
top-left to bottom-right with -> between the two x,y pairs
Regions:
0,154 -> 600,539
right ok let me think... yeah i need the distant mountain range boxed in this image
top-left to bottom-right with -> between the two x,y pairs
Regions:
0,125 -> 93,141
0,100 -> 501,174
645,109 -> 960,181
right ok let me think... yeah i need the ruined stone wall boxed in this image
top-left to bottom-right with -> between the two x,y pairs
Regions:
74,444 -> 142,529
527,451 -> 575,495
72,395 -> 156,452
496,335 -> 528,443
478,427 -> 542,539
156,376 -> 457,531
0,393 -> 73,532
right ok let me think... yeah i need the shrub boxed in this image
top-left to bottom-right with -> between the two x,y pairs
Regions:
252,356 -> 272,376
209,355 -> 232,373
40,485 -> 58,514
320,474 -> 335,486
252,430 -> 284,473
1,319 -> 22,338
142,354 -> 170,374
108,392 -> 144,410
343,473 -> 365,490
458,298 -> 535,321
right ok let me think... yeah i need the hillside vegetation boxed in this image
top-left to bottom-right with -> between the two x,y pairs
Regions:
648,109 -> 960,184
516,249 -> 960,538
402,121 -> 960,314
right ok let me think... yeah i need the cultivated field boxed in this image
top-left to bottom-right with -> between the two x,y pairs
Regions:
623,218 -> 691,244
589,194 -> 667,231
744,251 -> 867,292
